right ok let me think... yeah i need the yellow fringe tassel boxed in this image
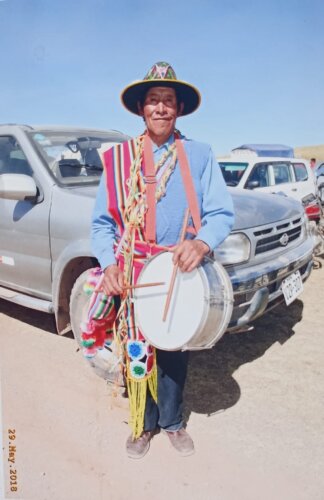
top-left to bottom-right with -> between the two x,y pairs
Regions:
147,360 -> 158,405
127,362 -> 158,439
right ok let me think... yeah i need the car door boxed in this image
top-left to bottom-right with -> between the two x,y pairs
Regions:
0,134 -> 52,298
269,162 -> 295,197
288,161 -> 317,201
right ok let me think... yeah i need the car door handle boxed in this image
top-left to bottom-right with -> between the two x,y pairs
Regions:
291,188 -> 297,191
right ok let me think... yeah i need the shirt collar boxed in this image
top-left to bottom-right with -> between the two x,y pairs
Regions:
152,133 -> 175,153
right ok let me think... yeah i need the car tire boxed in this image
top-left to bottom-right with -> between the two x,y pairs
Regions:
70,268 -> 124,385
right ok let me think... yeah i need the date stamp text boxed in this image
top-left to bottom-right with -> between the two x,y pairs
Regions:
8,429 -> 18,492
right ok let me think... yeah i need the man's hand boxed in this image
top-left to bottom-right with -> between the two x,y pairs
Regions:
100,264 -> 124,295
172,239 -> 210,273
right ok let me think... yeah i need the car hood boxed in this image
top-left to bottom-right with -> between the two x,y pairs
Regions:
63,185 -> 303,231
229,188 -> 303,230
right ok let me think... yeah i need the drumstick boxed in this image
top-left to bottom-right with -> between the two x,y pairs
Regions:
94,270 -> 164,293
162,208 -> 190,322
123,281 -> 165,291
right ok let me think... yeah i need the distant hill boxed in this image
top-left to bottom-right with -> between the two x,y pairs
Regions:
294,145 -> 324,161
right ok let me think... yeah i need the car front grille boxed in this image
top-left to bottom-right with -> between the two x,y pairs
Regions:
254,217 -> 302,255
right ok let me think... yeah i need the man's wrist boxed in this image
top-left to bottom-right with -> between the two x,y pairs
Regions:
104,263 -> 118,273
195,239 -> 211,255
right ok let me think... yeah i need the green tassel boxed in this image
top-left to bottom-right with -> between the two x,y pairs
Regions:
82,339 -> 95,347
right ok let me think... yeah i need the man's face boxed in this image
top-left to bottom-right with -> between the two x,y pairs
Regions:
138,87 -> 183,145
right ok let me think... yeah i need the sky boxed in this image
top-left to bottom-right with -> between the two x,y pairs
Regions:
0,0 -> 323,155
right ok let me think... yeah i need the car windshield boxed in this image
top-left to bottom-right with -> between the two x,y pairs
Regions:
28,129 -> 126,185
219,162 -> 249,186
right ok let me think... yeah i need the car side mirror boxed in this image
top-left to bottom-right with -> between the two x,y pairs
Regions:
0,174 -> 38,201
246,180 -> 260,189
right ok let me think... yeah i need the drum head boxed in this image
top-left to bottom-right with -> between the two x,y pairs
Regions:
133,252 -> 210,350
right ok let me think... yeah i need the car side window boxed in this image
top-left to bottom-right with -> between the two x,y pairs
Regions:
273,163 -> 292,185
0,135 -> 33,176
316,164 -> 324,177
292,162 -> 308,182
246,163 -> 270,187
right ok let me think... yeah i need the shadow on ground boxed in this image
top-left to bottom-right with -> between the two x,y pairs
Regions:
184,298 -> 304,421
0,298 -> 57,334
0,290 -> 306,421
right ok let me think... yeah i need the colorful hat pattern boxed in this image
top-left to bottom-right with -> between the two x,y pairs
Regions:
121,61 -> 201,116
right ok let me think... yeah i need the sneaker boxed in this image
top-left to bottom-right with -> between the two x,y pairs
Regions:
164,428 -> 195,456
126,431 -> 154,459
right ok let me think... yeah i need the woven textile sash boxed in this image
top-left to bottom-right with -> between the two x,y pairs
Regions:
102,137 -> 157,438
102,137 -> 141,237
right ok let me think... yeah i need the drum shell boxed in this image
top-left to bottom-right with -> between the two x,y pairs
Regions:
133,252 -> 233,351
184,258 -> 233,350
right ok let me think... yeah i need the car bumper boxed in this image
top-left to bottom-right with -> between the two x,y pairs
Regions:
225,238 -> 314,331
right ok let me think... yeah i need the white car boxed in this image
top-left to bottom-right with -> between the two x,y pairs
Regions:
218,149 -> 319,220
315,162 -> 324,204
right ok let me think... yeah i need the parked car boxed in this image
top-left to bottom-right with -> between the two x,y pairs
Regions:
315,162 -> 324,204
0,125 -> 314,379
218,146 -> 321,221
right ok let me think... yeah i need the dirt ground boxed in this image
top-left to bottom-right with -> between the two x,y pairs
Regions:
0,255 -> 324,500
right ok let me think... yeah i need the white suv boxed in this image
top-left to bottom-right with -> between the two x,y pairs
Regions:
218,147 -> 319,220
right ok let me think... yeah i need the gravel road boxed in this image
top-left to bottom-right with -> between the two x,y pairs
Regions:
1,255 -> 323,500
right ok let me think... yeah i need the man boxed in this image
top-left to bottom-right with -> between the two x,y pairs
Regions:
91,62 -> 234,459
310,158 -> 316,170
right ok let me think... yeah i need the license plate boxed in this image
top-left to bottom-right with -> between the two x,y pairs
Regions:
281,270 -> 303,306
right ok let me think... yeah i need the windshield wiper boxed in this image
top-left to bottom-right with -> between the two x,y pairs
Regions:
81,164 -> 102,170
58,160 -> 82,167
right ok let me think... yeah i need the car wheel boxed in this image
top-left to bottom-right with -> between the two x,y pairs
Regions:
69,268 -> 124,385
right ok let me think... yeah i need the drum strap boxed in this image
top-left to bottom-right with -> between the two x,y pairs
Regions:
175,139 -> 202,233
143,135 -> 202,242
143,134 -> 157,244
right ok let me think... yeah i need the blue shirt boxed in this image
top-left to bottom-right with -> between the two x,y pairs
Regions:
91,135 -> 234,269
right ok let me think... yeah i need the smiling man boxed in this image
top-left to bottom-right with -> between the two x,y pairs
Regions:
91,62 -> 234,458
139,86 -> 182,145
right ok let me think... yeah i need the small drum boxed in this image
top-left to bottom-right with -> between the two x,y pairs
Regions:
133,251 -> 233,351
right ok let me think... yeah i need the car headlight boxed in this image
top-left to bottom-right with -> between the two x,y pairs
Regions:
213,233 -> 251,265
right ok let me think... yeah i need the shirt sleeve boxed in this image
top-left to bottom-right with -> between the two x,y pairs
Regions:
91,173 -> 118,269
195,147 -> 235,250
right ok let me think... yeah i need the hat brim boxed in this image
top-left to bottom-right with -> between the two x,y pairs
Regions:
121,79 -> 201,116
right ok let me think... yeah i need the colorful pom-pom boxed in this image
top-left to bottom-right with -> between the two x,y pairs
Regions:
129,361 -> 146,379
82,339 -> 95,348
127,340 -> 145,361
83,268 -> 103,295
83,347 -> 97,359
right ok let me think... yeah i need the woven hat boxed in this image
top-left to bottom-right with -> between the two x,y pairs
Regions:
121,61 -> 201,116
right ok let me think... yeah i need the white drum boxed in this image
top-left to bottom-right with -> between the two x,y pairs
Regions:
133,251 -> 233,351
